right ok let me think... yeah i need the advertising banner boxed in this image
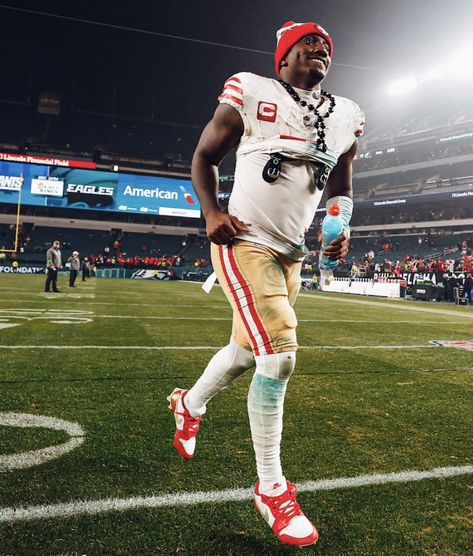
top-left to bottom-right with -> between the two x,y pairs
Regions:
131,269 -> 174,280
373,271 -> 467,285
0,266 -> 45,274
0,152 -> 96,169
0,161 -> 200,218
357,189 -> 473,210
315,188 -> 473,215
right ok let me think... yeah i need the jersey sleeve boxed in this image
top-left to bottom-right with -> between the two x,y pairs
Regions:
217,73 -> 245,112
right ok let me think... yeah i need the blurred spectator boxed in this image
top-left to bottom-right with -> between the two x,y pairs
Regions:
44,240 -> 62,293
67,250 -> 80,287
82,257 -> 90,281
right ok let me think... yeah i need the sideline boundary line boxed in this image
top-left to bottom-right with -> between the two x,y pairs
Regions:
0,465 -> 471,523
0,344 -> 436,350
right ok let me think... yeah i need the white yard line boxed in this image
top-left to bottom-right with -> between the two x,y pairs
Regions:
0,300 -> 228,307
300,293 -> 473,319
0,309 -> 93,313
298,319 -> 469,324
0,307 -> 468,324
0,344 -> 435,350
92,316 -> 471,324
0,287 -> 37,291
3,294 -> 472,320
96,315 -> 232,320
0,465 -> 471,523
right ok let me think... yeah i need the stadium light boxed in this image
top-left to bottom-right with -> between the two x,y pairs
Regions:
387,42 -> 473,94
419,64 -> 443,83
386,76 -> 418,96
449,43 -> 473,80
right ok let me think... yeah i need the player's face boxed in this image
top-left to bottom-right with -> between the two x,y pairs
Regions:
285,34 -> 331,80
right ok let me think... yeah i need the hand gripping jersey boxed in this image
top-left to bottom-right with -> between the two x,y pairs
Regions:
218,72 -> 364,261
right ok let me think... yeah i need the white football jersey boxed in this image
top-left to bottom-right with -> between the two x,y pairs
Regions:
218,72 -> 364,261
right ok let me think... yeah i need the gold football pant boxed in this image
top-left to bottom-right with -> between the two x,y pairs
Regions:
211,240 -> 301,355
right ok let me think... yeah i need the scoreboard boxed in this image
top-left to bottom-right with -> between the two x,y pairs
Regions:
0,160 -> 200,218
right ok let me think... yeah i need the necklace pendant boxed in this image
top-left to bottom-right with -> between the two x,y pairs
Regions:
303,114 -> 312,127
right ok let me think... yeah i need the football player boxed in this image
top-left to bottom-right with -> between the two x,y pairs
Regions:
168,20 -> 364,546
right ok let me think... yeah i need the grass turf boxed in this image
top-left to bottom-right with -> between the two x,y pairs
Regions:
0,274 -> 472,555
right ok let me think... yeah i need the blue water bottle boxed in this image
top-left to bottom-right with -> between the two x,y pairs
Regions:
319,203 -> 344,270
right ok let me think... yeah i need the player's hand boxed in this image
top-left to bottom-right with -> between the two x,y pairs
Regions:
323,230 -> 349,260
206,211 -> 250,245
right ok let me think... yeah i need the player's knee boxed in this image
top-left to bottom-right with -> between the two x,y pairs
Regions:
275,351 -> 296,380
229,341 -> 255,371
255,351 -> 296,381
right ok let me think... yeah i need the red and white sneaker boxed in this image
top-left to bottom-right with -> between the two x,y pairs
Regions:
167,388 -> 202,460
254,480 -> 318,546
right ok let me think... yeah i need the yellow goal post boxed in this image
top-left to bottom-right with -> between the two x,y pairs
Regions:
0,174 -> 23,254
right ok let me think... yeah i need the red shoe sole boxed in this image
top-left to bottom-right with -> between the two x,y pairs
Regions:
172,436 -> 193,460
254,498 -> 319,546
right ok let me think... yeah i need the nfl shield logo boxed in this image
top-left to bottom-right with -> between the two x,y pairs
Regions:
431,340 -> 473,351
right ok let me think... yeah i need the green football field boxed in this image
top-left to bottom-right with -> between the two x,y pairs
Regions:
0,273 -> 472,555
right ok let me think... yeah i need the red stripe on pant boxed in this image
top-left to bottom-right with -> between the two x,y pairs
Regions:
218,245 -> 259,354
226,244 -> 274,355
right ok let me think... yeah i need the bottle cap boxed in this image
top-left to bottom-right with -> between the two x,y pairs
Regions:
327,203 -> 340,216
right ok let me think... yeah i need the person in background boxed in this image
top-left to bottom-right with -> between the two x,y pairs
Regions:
463,272 -> 473,302
447,273 -> 458,302
67,250 -> 80,287
81,257 -> 90,281
45,240 -> 62,293
349,261 -> 360,279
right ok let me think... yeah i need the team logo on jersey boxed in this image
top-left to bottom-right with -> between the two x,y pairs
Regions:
303,114 -> 314,127
430,340 -> 473,351
257,101 -> 277,122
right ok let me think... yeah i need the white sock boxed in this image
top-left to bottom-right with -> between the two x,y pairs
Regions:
247,352 -> 296,494
185,342 -> 254,417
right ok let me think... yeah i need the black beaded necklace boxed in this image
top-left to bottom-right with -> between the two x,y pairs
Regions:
278,79 -> 336,153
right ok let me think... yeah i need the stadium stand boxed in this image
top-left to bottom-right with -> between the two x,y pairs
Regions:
1,68 -> 473,287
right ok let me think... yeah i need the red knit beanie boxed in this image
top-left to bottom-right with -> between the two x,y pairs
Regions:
275,21 -> 333,75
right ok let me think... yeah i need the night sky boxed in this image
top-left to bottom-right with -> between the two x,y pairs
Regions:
1,1 -> 472,143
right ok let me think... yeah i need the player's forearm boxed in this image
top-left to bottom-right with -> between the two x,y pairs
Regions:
326,184 -> 352,200
191,152 -> 222,219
